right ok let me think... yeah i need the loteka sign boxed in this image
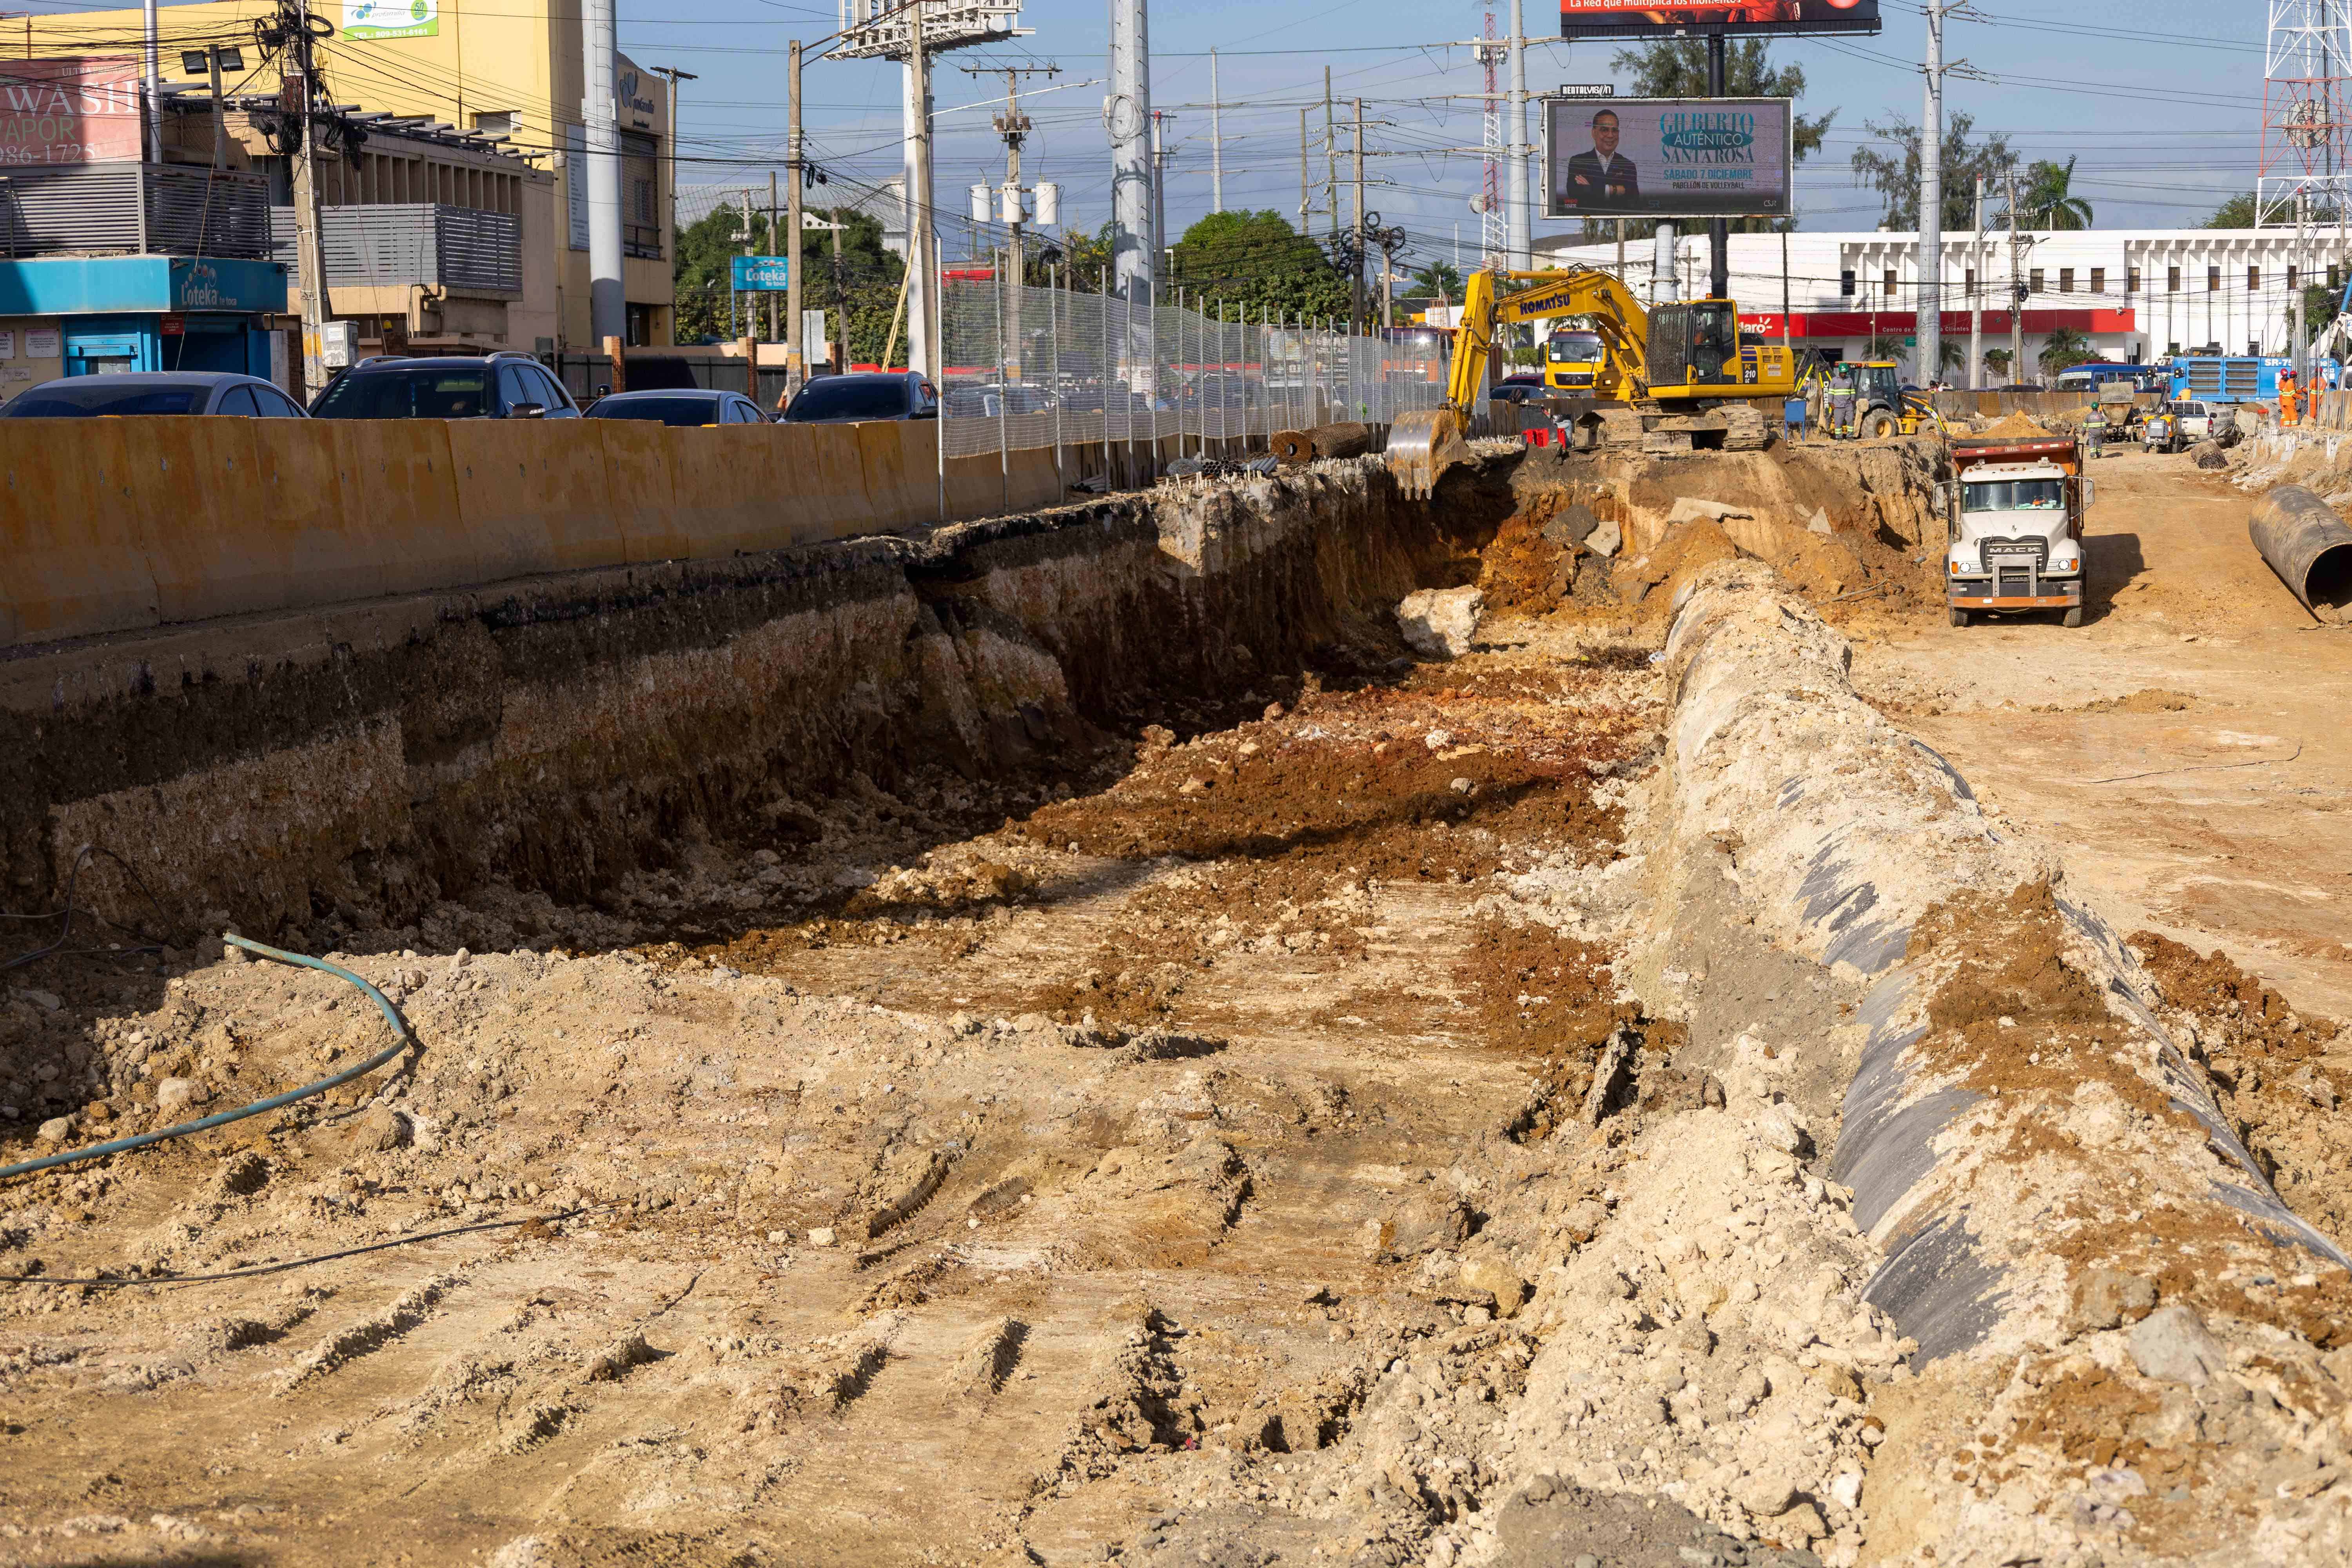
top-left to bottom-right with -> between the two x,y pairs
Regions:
0,57 -> 143,166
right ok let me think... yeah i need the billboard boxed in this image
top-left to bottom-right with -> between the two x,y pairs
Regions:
0,58 -> 143,166
1560,0 -> 1879,40
1544,97 -> 1790,220
345,0 -> 439,41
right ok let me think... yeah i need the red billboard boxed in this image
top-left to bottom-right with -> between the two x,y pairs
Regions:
1560,0 -> 1880,40
0,58 -> 144,166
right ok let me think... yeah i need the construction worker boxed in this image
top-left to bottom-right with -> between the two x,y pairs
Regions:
2083,402 -> 2108,459
2281,369 -> 2302,428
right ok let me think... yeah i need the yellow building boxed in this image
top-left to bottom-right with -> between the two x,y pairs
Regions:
24,0 -> 675,346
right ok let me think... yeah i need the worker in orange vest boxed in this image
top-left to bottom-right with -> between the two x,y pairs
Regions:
2281,369 -> 2302,428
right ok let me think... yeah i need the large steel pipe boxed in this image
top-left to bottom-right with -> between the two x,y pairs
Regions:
2251,483 -> 2352,618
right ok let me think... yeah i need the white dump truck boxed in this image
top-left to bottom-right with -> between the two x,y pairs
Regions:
1944,434 -> 2093,627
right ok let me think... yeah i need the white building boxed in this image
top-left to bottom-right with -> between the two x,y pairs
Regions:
1532,226 -> 2349,382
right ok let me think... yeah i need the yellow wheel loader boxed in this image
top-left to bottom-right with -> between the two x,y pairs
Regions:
1387,265 -> 1799,498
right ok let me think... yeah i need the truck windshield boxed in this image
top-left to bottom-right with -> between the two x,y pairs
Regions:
1548,332 -> 1602,363
1964,478 -> 2065,511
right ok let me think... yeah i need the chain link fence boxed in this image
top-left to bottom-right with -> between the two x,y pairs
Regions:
937,274 -> 1450,464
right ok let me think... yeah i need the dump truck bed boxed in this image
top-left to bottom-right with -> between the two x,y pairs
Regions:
1950,436 -> 2081,475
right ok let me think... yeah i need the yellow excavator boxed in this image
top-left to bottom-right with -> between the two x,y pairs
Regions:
1388,265 -> 1799,497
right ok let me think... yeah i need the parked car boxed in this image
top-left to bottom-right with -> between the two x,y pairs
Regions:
943,382 -> 1057,419
309,352 -> 581,420
779,370 -> 938,424
585,388 -> 771,426
0,371 -> 307,418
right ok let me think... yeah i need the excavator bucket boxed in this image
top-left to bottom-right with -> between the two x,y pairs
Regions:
1387,407 -> 1472,500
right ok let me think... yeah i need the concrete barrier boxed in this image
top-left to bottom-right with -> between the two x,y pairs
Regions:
0,419 -> 155,646
0,413 -> 1231,652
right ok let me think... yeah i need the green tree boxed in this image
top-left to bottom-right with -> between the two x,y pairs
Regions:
1409,260 -> 1465,302
671,200 -> 907,364
2207,193 -> 2256,228
1850,112 -> 2017,232
2022,157 -> 2092,230
1169,209 -> 1349,319
1983,345 -> 2014,381
1583,39 -> 1831,241
2038,326 -> 2094,375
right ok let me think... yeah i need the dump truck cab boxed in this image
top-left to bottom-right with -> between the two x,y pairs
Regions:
1544,324 -> 1606,392
1945,436 -> 2091,626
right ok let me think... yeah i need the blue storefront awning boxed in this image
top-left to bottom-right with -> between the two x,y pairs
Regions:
0,256 -> 289,316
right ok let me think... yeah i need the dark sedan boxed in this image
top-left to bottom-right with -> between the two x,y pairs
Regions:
779,371 -> 938,424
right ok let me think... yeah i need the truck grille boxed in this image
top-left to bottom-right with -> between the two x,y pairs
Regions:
1982,537 -> 2047,599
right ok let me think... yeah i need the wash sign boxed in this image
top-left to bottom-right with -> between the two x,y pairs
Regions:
732,256 -> 791,292
0,58 -> 142,165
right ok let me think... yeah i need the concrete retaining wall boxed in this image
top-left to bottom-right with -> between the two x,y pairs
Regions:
0,418 -> 1196,653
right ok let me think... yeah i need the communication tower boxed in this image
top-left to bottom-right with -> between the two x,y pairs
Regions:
2258,0 -> 2352,225
1476,11 -> 1507,269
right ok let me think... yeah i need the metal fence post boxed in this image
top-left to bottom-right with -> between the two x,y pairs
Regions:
1049,265 -> 1063,494
995,249 -> 1010,512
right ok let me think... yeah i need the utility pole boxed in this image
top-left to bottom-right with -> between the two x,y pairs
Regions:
1918,0 -> 1945,387
971,64 -> 1054,374
207,44 -> 226,169
583,0 -> 624,347
1707,31 -> 1728,299
142,0 -> 160,163
1150,110 -> 1171,285
1508,0 -> 1529,269
1209,48 -> 1223,213
1324,68 -> 1336,237
1969,173 -> 1984,390
908,0 -> 938,377
2006,167 -> 2024,384
652,65 -> 697,343
283,0 -> 330,398
766,170 -> 780,341
1108,0 -> 1152,309
1299,108 -> 1310,231
786,43 -> 804,391
1350,98 -> 1367,333
2296,188 -> 2310,378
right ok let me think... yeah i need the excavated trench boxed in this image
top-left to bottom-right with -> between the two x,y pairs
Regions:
1,441 -> 2350,1568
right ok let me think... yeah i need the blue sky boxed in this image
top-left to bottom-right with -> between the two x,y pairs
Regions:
58,0 -> 2279,265
644,0 -> 2270,261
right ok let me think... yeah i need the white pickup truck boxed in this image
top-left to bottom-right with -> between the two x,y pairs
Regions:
1944,435 -> 2093,627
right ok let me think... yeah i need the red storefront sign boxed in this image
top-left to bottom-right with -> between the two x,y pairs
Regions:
0,57 -> 144,166
1739,308 -> 2135,339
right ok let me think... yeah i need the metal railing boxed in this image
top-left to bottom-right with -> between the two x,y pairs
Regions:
0,162 -> 272,259
937,274 -> 1449,463
269,203 -> 523,294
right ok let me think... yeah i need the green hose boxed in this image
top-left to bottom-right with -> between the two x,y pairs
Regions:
0,934 -> 419,1183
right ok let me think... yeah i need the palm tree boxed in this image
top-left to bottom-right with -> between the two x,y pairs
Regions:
1409,261 -> 1464,303
2038,327 -> 2095,376
2025,158 -> 2093,230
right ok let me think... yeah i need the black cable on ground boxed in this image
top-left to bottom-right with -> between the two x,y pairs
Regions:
1,842 -> 174,973
0,1202 -> 630,1289
0,933 -> 419,1183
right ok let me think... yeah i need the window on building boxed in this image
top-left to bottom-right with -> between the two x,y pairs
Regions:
473,110 -> 517,136
2334,265 -> 2345,291
2249,265 -> 2261,292
2289,265 -> 2300,290
1839,270 -> 1855,298
635,179 -> 656,225
2091,267 -> 2107,294
1882,269 -> 1897,299
2250,339 -> 2261,356
2126,266 -> 2139,294
2167,265 -> 2180,292
2209,265 -> 2221,292
621,130 -> 662,258
2167,340 -> 2181,356
1965,267 -> 1977,298
2030,267 -> 2045,294
2060,267 -> 2075,294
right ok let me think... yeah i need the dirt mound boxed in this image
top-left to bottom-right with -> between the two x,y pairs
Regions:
1980,410 -> 2052,438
